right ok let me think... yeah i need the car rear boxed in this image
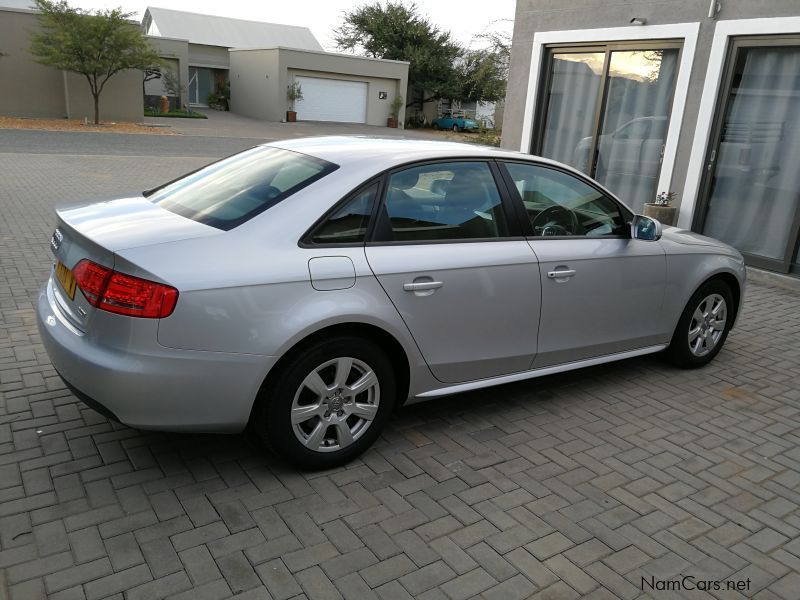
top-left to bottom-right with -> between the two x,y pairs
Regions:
463,118 -> 480,131
37,145 -> 337,432
38,204 -> 268,431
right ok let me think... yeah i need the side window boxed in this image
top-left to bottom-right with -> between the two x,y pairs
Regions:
310,183 -> 377,244
503,162 -> 626,238
380,162 -> 509,242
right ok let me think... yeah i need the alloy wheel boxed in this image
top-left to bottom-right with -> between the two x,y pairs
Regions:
290,357 -> 380,452
688,293 -> 727,357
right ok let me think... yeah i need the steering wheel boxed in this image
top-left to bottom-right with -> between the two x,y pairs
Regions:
531,205 -> 580,236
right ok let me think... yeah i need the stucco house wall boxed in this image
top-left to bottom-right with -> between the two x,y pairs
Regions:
146,36 -> 189,108
188,44 -> 230,69
502,0 -> 800,217
0,7 -> 143,122
230,48 -> 409,126
228,49 -> 280,121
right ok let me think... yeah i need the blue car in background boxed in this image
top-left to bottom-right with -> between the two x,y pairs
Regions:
432,111 -> 479,132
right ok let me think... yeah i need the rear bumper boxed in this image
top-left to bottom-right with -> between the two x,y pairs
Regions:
37,277 -> 274,432
58,371 -> 121,422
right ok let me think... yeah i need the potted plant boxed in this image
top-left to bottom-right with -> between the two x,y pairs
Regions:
286,82 -> 302,122
643,191 -> 678,226
387,95 -> 403,128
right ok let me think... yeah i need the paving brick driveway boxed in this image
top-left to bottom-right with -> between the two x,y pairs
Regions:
1,129 -> 799,600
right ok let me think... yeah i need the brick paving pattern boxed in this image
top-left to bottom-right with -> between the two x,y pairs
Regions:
1,131 -> 799,599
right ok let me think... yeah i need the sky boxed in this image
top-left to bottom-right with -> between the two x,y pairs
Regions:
7,0 -> 517,50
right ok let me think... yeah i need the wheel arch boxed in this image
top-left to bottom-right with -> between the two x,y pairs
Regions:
251,322 -> 412,420
705,271 -> 741,323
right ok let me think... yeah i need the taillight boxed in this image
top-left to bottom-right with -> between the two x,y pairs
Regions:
72,259 -> 178,318
72,260 -> 111,304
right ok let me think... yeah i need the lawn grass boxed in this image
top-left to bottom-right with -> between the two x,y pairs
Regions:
144,108 -> 207,119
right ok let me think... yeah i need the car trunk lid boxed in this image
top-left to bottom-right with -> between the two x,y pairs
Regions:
49,195 -> 220,331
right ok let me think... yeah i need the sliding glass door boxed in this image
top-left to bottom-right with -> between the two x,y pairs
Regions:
535,43 -> 680,212
188,67 -> 214,106
539,51 -> 606,173
694,37 -> 800,274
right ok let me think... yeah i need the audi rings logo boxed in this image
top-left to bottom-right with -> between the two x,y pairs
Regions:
50,227 -> 64,251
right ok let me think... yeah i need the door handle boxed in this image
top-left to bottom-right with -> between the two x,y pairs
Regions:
547,269 -> 576,279
403,281 -> 444,291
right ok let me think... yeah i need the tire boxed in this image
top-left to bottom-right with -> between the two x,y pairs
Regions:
252,336 -> 396,469
432,123 -> 440,130
664,279 -> 734,368
452,124 -> 460,132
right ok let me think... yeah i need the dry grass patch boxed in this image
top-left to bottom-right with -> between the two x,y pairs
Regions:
0,116 -> 175,135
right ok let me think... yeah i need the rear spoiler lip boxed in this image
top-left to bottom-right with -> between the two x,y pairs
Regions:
54,195 -> 221,255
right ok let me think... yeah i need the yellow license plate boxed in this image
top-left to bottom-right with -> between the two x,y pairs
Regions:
55,261 -> 77,300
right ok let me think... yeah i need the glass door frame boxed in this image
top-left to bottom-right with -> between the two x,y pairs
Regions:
531,40 -> 684,187
691,35 -> 800,274
188,68 -> 199,105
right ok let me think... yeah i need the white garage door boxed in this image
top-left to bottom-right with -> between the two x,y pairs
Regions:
294,76 -> 368,123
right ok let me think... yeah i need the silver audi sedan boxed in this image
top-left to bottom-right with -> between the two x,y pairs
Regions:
37,137 -> 746,468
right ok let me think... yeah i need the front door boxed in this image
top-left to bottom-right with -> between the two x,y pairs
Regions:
365,161 -> 541,383
500,161 -> 666,367
188,67 -> 213,106
694,37 -> 800,274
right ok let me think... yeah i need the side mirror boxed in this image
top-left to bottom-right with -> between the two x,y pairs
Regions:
631,214 -> 662,241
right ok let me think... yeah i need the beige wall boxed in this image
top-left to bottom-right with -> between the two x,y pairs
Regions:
189,44 -> 230,69
145,58 -> 179,97
64,69 -> 143,123
149,36 -> 190,106
229,49 -> 280,120
0,8 -> 143,122
230,47 -> 408,126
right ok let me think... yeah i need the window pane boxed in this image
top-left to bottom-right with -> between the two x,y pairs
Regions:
540,52 -> 606,174
147,146 -> 336,230
505,163 -> 626,237
312,184 -> 377,244
383,162 -> 508,241
595,49 -> 679,212
702,45 -> 800,263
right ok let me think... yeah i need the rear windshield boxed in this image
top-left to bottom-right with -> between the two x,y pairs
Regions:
146,146 -> 337,230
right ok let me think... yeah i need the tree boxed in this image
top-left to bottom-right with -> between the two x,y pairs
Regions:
30,0 -> 161,124
335,1 -> 462,106
455,28 -> 511,104
455,48 -> 507,104
142,65 -> 162,99
474,28 -> 511,78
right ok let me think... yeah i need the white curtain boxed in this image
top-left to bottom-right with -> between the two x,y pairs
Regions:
594,49 -> 679,211
703,46 -> 800,263
540,53 -> 605,174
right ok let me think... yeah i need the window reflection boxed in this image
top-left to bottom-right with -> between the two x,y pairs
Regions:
593,49 -> 679,212
537,46 -> 679,212
541,52 -> 606,174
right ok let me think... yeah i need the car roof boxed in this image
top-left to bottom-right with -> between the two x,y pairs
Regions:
266,136 -> 559,171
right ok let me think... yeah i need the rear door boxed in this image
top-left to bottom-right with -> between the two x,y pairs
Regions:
499,160 -> 666,367
365,160 -> 542,383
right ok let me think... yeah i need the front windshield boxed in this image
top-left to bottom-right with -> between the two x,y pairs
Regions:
146,146 -> 337,230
